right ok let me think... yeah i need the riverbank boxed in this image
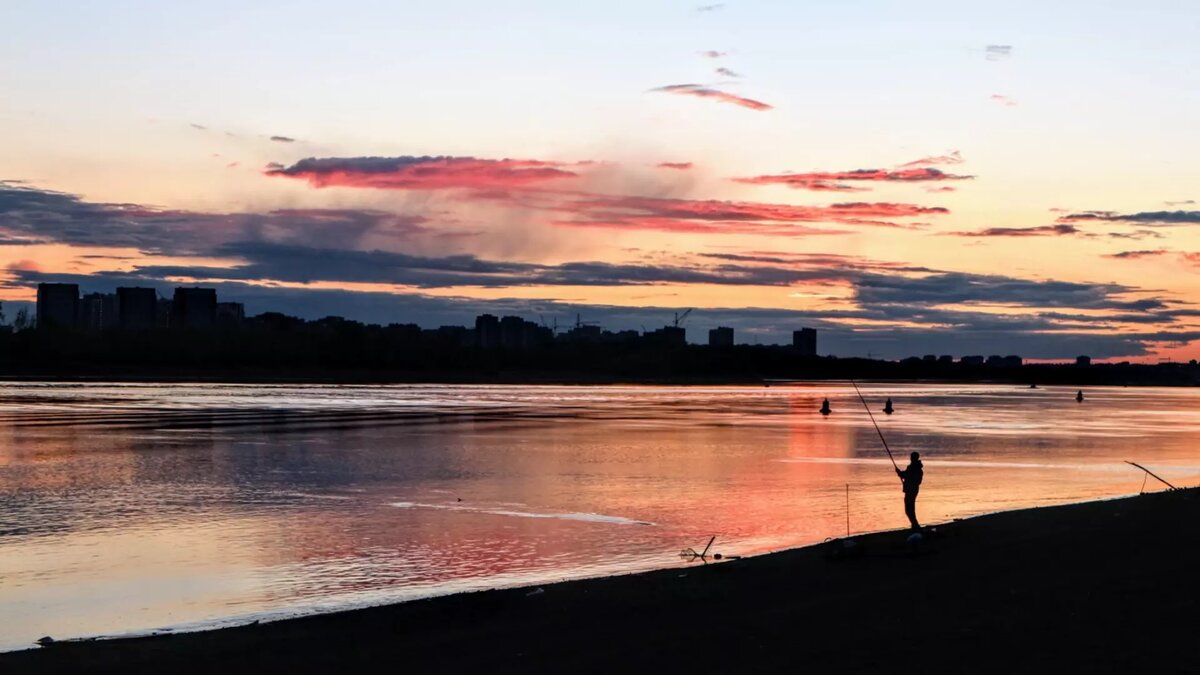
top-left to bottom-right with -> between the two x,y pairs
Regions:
5,487 -> 1197,674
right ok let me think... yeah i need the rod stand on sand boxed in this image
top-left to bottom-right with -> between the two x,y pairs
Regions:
679,535 -> 716,562
1126,461 -> 1179,491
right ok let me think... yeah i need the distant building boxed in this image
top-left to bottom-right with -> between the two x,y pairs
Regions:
475,314 -> 500,349
560,324 -> 602,342
36,283 -> 79,329
960,355 -> 984,365
155,299 -> 173,328
170,287 -> 217,329
922,354 -> 937,362
644,325 -> 687,347
708,326 -> 734,347
605,329 -> 641,344
116,287 -> 158,330
79,292 -> 117,330
1076,355 -> 1092,366
216,302 -> 245,327
986,354 -> 1022,367
496,316 -> 550,349
938,355 -> 953,363
434,325 -> 475,348
793,328 -> 817,357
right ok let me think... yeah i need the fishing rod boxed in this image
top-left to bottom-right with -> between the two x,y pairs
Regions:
849,379 -> 900,475
1125,461 -> 1178,491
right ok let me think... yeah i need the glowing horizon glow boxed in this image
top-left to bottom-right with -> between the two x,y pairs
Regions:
2,0 -> 1199,361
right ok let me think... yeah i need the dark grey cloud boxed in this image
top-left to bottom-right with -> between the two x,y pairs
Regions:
0,182 -> 426,254
269,135 -> 296,143
1060,210 -> 1200,226
4,182 -> 1195,359
1104,249 -> 1169,259
945,224 -> 1079,237
10,269 -> 1196,360
97,242 -> 835,288
1106,229 -> 1164,240
851,271 -> 1166,313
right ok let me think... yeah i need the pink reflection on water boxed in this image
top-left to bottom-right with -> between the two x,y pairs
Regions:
0,382 -> 1198,649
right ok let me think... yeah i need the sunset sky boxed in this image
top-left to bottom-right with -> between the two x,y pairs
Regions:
2,0 -> 1199,359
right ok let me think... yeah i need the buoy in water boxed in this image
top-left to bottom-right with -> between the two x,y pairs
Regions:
882,398 -> 894,415
820,398 -> 832,415
1076,390 -> 1084,403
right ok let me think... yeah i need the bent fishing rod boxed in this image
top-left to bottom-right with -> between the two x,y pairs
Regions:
848,379 -> 901,478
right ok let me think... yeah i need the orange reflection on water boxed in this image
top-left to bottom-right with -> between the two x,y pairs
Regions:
2,382 -> 1199,650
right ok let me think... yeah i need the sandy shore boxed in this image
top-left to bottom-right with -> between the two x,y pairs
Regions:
5,488 -> 1198,674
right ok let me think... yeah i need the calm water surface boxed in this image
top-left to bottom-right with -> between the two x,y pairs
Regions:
1,382 -> 1197,650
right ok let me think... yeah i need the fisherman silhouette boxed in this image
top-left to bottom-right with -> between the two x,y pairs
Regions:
896,451 -> 923,530
820,398 -> 831,415
883,397 -> 894,415
1076,390 -> 1084,403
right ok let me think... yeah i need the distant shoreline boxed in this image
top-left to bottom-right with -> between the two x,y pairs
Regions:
5,488 -> 1197,674
0,370 -> 1196,387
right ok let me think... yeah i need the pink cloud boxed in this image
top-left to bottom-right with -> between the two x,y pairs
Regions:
7,259 -> 40,272
650,84 -> 772,111
554,217 -> 849,237
656,162 -> 694,170
265,156 -> 581,190
551,195 -> 946,236
991,94 -> 1018,107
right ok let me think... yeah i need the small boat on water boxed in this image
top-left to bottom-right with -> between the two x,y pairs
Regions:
1076,390 -> 1085,403
1029,384 -> 1038,389
883,398 -> 894,415
820,398 -> 832,415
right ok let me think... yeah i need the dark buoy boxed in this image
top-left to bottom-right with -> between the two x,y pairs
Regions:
882,397 -> 894,415
1029,384 -> 1038,389
820,398 -> 832,415
1076,390 -> 1084,403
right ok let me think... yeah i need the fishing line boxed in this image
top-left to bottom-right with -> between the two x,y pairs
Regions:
849,379 -> 900,476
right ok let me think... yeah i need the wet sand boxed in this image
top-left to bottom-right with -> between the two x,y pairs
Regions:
5,488 -> 1198,674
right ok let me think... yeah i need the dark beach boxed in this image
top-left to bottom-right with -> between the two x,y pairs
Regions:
5,488 -> 1197,674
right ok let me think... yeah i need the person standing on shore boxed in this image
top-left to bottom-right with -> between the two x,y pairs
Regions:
896,452 -> 924,530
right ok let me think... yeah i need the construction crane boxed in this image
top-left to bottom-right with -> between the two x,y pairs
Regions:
575,313 -> 599,329
672,308 -> 694,328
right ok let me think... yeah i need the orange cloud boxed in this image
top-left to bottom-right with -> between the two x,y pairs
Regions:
656,162 -> 693,170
